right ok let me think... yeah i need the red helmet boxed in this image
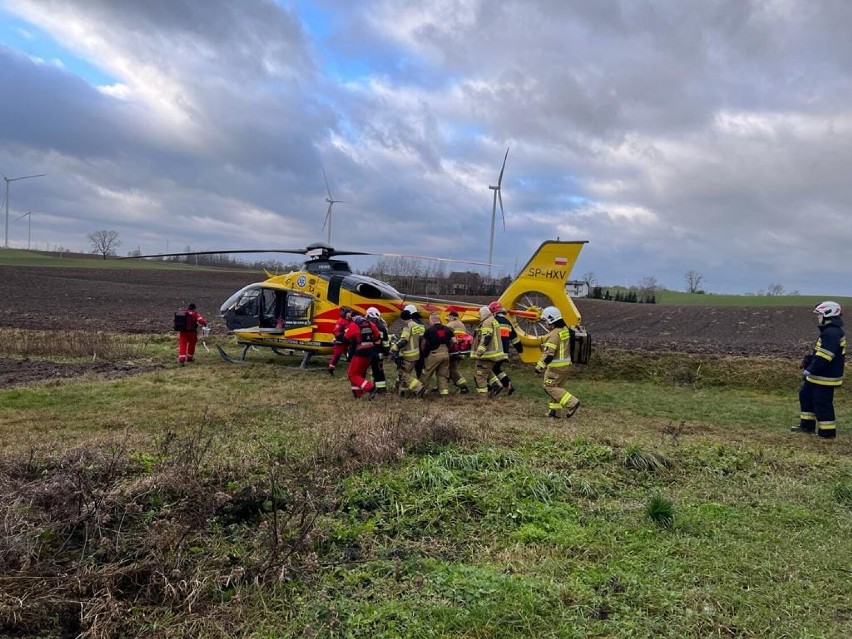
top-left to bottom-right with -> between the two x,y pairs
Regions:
488,301 -> 504,314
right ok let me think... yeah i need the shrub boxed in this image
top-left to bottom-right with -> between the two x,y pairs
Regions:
645,494 -> 675,529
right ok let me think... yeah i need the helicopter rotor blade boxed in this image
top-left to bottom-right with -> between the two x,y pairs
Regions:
121,248 -> 316,260
380,252 -> 497,267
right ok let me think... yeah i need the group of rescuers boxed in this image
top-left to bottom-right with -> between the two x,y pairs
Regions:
174,298 -> 845,434
325,301 -> 581,419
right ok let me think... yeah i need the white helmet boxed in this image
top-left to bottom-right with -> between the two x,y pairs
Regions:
403,304 -> 417,314
814,301 -> 842,324
479,306 -> 492,321
366,307 -> 381,319
542,306 -> 562,324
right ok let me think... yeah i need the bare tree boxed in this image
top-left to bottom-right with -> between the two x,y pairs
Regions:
638,275 -> 660,294
88,230 -> 122,259
581,270 -> 598,287
684,270 -> 705,293
767,283 -> 785,296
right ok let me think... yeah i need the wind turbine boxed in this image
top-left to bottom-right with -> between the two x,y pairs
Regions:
3,172 -> 45,248
14,211 -> 32,250
322,168 -> 345,244
487,147 -> 509,278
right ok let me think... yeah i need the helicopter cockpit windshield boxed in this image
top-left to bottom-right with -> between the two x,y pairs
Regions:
221,284 -> 313,332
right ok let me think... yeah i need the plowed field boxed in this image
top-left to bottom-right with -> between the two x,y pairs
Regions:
1,265 -> 817,387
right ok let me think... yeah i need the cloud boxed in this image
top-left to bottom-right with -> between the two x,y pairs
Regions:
1,0 -> 851,294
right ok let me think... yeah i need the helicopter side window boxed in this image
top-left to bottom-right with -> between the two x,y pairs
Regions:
285,293 -> 313,328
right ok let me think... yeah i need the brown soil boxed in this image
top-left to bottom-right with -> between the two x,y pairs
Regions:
0,265 -> 817,387
0,357 -> 160,388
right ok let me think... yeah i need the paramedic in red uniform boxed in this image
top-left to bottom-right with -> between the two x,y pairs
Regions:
328,307 -> 353,375
177,303 -> 208,365
343,314 -> 380,399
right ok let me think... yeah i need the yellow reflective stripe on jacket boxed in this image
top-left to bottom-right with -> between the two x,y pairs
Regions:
815,346 -> 834,361
475,319 -> 505,360
401,321 -> 424,359
537,328 -> 572,368
805,374 -> 843,386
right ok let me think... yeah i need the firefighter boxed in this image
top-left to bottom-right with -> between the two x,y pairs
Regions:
389,304 -> 426,397
446,309 -> 471,393
471,305 -> 507,396
175,303 -> 208,365
535,306 -> 580,418
343,314 -> 380,399
793,301 -> 845,439
419,312 -> 454,396
488,300 -> 523,396
327,306 -> 353,375
366,306 -> 390,393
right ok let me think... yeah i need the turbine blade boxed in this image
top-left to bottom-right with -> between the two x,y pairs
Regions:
322,203 -> 332,231
323,168 -> 332,199
497,147 -> 509,187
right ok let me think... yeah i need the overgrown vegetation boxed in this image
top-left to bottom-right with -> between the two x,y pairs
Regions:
0,328 -> 149,359
1,342 -> 850,638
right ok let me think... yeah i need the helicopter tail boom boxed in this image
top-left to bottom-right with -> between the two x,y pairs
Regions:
496,240 -> 587,362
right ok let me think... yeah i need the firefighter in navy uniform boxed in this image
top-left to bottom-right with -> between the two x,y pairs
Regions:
327,307 -> 353,375
794,301 -> 845,439
343,314 -> 380,399
365,307 -> 390,393
535,306 -> 581,418
488,300 -> 523,396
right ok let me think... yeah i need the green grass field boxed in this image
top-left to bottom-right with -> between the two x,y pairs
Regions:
656,289 -> 852,307
1,331 -> 850,638
0,247 -> 244,270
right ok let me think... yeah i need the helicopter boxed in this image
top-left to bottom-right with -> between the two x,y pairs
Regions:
128,240 -> 589,367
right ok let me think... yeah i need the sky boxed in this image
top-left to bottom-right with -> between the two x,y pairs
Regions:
1,0 -> 852,295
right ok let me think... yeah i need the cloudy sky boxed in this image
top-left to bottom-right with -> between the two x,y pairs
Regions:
1,0 -> 851,295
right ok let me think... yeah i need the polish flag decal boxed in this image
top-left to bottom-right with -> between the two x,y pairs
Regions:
554,256 -> 568,265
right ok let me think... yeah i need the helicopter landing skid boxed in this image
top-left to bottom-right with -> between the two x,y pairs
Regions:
217,344 -> 321,370
216,344 -> 252,364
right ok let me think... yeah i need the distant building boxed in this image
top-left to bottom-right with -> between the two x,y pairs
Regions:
566,280 -> 589,298
448,271 -> 483,295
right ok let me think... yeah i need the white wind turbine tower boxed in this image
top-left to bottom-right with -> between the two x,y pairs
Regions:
322,168 -> 345,244
487,147 -> 509,278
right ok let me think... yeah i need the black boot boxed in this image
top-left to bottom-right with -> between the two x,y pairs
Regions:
791,424 -> 815,434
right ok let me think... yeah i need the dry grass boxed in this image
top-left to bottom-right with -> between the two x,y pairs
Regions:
0,328 -> 147,360
0,405 -> 483,638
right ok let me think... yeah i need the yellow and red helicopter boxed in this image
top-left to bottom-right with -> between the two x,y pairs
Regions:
132,240 -> 588,366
